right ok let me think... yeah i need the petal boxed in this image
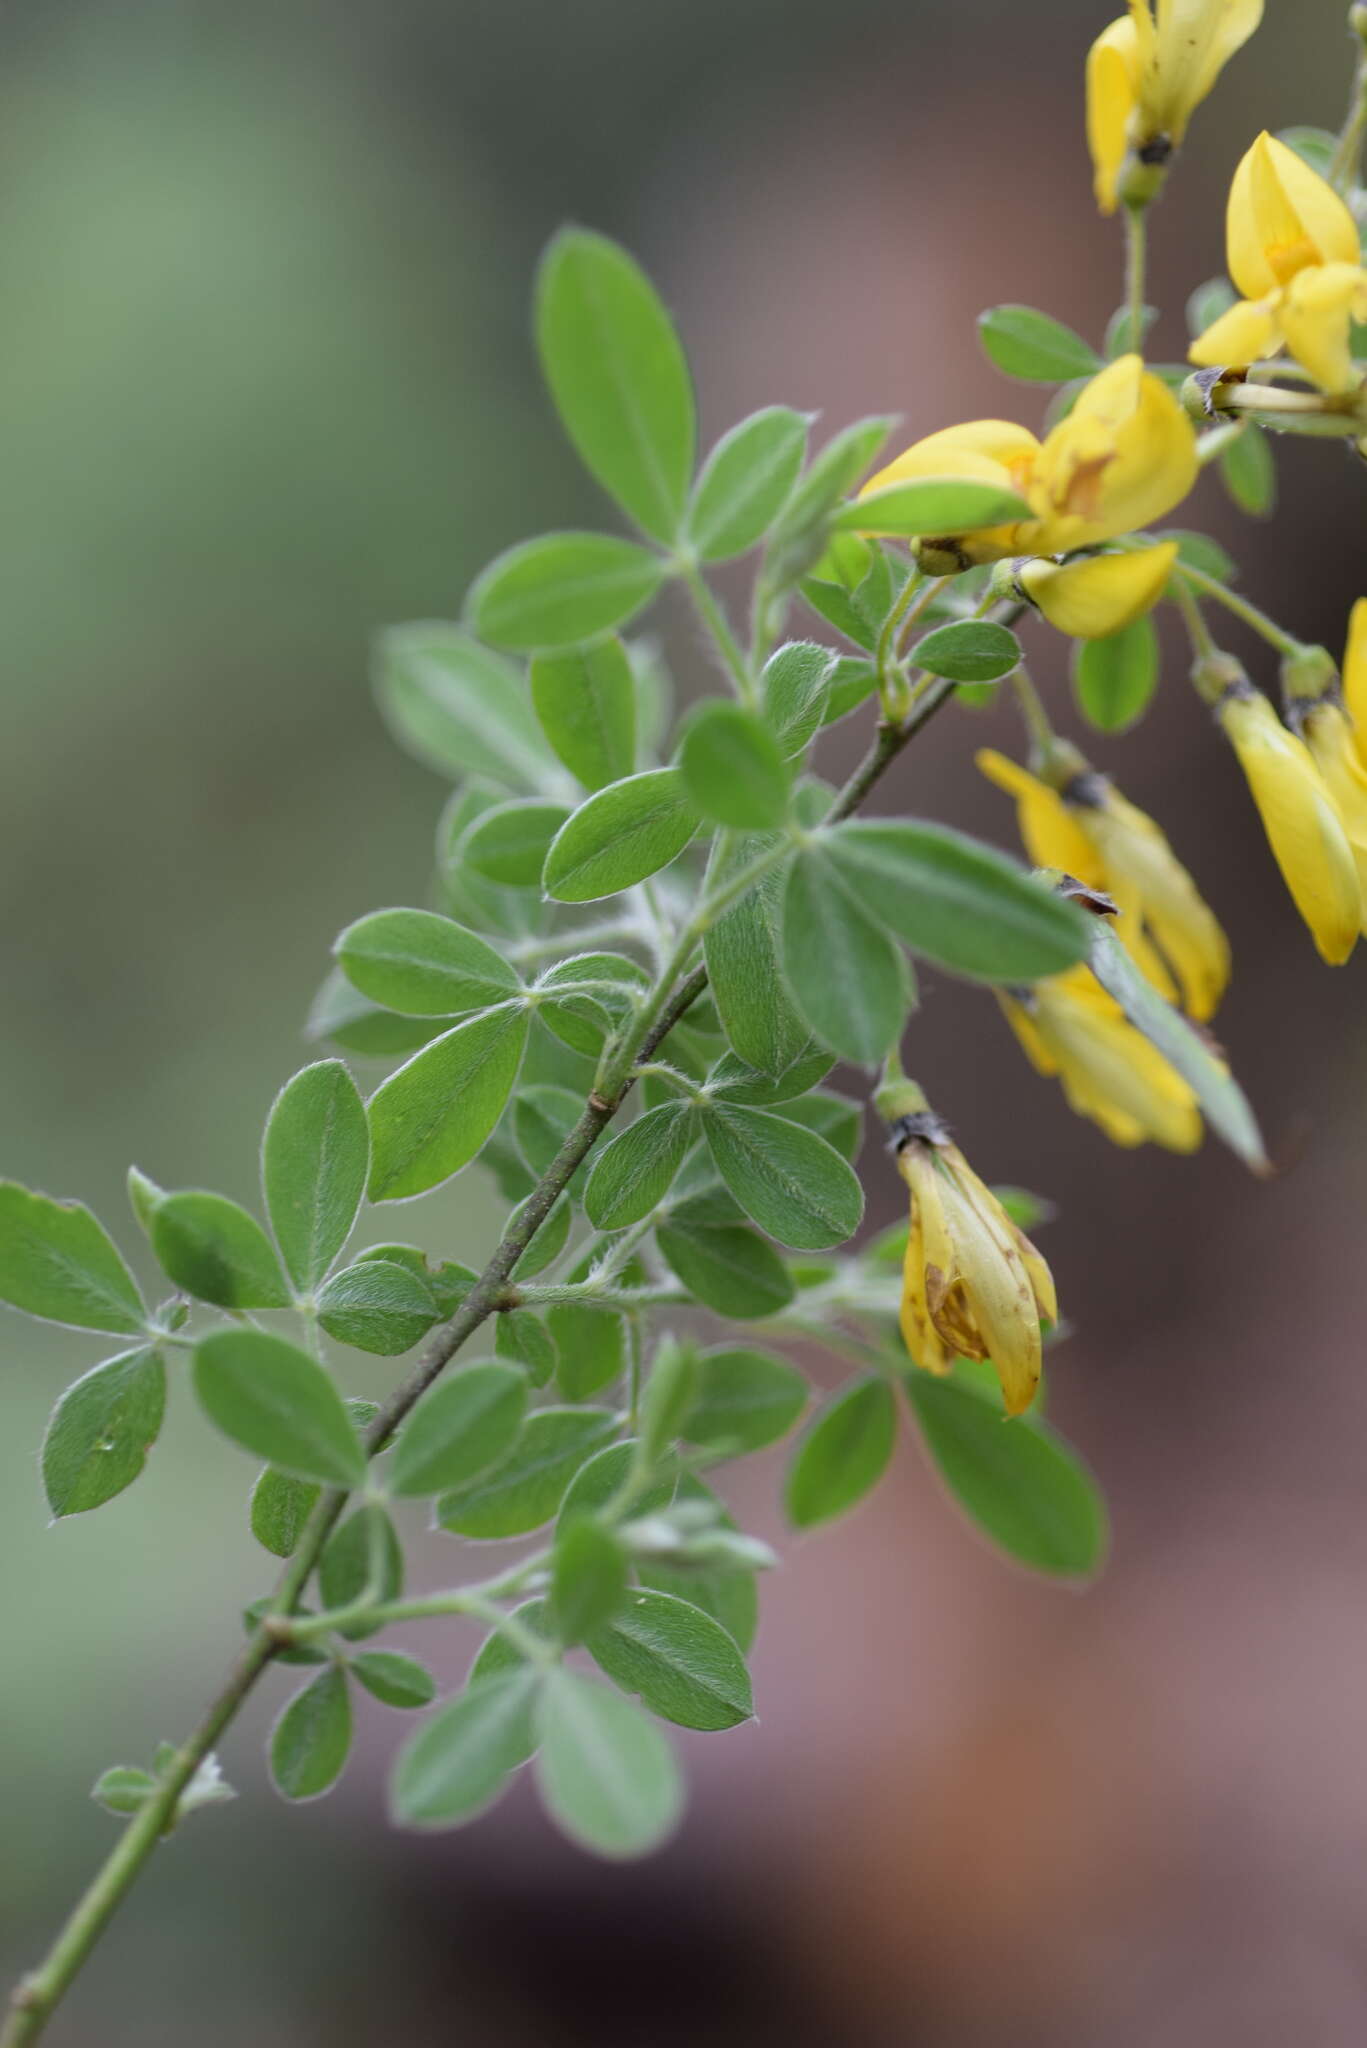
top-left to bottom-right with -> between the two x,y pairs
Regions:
1084,788 -> 1232,1019
976,747 -> 1105,881
1228,132 -> 1360,300
1219,689 -> 1361,963
996,991 -> 1061,1079
1086,19 -> 1141,215
1034,358 -> 1197,550
1187,294 -> 1282,368
1152,0 -> 1263,135
1303,701 -> 1367,914
1021,541 -> 1176,639
900,1192 -> 954,1376
860,423 -> 1037,498
1344,597 -> 1367,736
1032,975 -> 1204,1151
1279,262 -> 1367,393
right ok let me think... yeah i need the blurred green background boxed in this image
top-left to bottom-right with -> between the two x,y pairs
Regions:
6,3 -> 1367,2042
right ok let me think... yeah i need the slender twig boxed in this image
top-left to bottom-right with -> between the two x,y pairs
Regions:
679,561 -> 755,704
1,646 -> 960,2048
1329,11 -> 1367,193
1176,562 -> 1301,657
1122,204 -> 1147,355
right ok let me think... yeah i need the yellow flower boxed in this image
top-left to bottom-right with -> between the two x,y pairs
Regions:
1087,0 -> 1263,214
999,966 -> 1203,1152
1344,598 -> 1367,735
978,747 -> 1229,1020
1215,683 -> 1361,962
1016,539 -> 1178,639
896,1124 -> 1056,1417
858,358 -> 1198,568
1284,628 -> 1367,916
1189,133 -> 1367,392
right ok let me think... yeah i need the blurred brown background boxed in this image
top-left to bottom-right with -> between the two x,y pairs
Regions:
4,1 -> 1367,2042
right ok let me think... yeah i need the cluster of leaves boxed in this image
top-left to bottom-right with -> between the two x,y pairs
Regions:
2,228 -> 1116,1861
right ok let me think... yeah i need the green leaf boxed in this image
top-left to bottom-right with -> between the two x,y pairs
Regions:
192,1329 -> 367,1487
558,1440 -> 678,1525
436,1406 -> 618,1538
637,1339 -> 697,1466
390,1363 -> 528,1497
977,304 -> 1103,383
249,1466 -> 320,1559
906,1374 -> 1107,1578
514,1085 -> 585,1179
391,1670 -> 540,1829
549,1303 -> 628,1401
772,1088 -> 864,1162
460,800 -> 572,887
149,1192 -> 288,1310
911,620 -> 1021,684
637,1474 -> 760,1651
1088,920 -> 1268,1171
367,1005 -> 529,1201
1161,529 -> 1237,583
780,848 -> 912,1065
41,1347 -> 166,1517
495,1309 -> 558,1387
656,1200 -> 794,1320
784,1376 -> 898,1529
509,1189 -> 572,1281
336,908 -> 518,1019
536,228 -> 695,544
530,638 -> 637,791
373,623 -> 556,788
535,951 -> 650,1056
688,407 -> 809,561
306,967 -> 454,1059
318,1504 -> 404,1639
316,1257 -> 441,1355
92,1766 -> 158,1817
1277,124 -> 1338,177
351,1650 -> 438,1710
703,1104 -> 862,1250
1186,275 -> 1237,339
682,1345 -> 807,1456
834,477 -> 1031,537
535,1669 -> 683,1859
704,838 -> 809,1076
821,655 -> 879,726
261,1062 -> 369,1295
587,1589 -> 751,1731
1220,425 -> 1276,517
1072,615 -> 1159,734
766,416 -> 895,579
0,1183 -> 144,1334
707,1044 -> 835,1106
760,641 -> 835,758
470,534 -> 666,653
1103,301 -> 1157,357
552,1519 -> 630,1646
241,1597 -> 329,1665
824,819 -> 1090,981
542,768 -> 699,902
678,701 -> 790,831
270,1667 -> 353,1801
583,1103 -> 696,1229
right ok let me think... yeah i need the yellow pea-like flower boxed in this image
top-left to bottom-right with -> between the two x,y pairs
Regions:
1016,539 -> 1177,639
895,1120 -> 1056,1417
1216,683 -> 1361,963
859,358 -> 1197,567
1190,133 -> 1367,392
978,746 -> 1229,1020
1343,599 -> 1367,736
1086,0 -> 1263,215
999,966 -> 1203,1152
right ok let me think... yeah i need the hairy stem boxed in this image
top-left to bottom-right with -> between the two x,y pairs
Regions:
1123,203 -> 1147,355
2,664 -> 957,2047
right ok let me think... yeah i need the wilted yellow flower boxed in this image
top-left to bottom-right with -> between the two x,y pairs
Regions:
895,1117 -> 1056,1417
999,966 -> 1203,1151
1016,539 -> 1178,639
859,357 -> 1197,569
1214,680 -> 1361,963
1189,133 -> 1367,392
1283,633 -> 1367,914
978,746 -> 1229,1020
1087,0 -> 1263,214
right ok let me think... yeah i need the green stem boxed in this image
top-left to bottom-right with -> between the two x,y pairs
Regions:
873,570 -> 930,712
1122,204 -> 1147,355
680,561 -> 755,705
1177,562 -> 1301,657
1,663 -> 963,2048
1009,665 -> 1057,754
1169,574 -> 1217,660
1329,12 -> 1367,193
